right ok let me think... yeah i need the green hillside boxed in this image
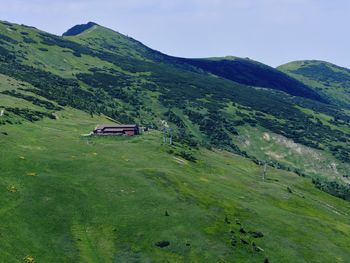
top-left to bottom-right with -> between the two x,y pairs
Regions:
278,60 -> 350,108
1,77 -> 350,262
1,20 -> 350,262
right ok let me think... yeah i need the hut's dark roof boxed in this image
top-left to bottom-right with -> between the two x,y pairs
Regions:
103,128 -> 125,132
95,124 -> 138,130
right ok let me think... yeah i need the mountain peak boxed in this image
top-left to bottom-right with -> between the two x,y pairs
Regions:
62,22 -> 98,37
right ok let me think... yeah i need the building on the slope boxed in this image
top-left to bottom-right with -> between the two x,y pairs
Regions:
93,124 -> 140,136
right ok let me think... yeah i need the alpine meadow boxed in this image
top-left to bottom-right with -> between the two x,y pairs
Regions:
0,17 -> 350,263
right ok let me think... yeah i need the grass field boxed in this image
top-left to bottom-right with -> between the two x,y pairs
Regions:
1,106 -> 350,262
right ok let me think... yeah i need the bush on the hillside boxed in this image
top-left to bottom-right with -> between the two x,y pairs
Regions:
23,37 -> 37,44
249,231 -> 264,238
155,241 -> 170,248
4,107 -> 55,122
1,90 -> 62,111
178,150 -> 197,162
312,177 -> 350,201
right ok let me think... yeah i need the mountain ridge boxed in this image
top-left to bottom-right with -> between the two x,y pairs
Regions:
63,22 -> 327,103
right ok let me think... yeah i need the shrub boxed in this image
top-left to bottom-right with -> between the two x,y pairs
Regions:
155,241 -> 170,248
312,177 -> 350,201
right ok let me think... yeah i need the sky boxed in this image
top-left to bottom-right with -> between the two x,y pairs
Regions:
0,0 -> 349,68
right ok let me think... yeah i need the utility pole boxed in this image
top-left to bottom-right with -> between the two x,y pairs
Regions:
169,128 -> 173,145
262,163 -> 267,180
162,127 -> 174,145
163,128 -> 167,143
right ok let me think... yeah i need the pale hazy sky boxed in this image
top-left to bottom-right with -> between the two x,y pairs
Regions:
1,0 -> 349,68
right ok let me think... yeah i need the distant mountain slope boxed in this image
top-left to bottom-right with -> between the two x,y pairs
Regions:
63,22 -> 165,61
278,60 -> 350,108
62,22 -> 98,36
64,23 -> 325,103
180,56 -> 327,102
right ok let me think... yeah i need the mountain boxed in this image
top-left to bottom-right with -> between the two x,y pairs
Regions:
64,23 -> 326,102
278,60 -> 350,108
1,20 -> 350,262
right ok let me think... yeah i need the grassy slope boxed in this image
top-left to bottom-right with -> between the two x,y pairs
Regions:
0,76 -> 350,262
1,105 -> 350,262
278,60 -> 350,108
